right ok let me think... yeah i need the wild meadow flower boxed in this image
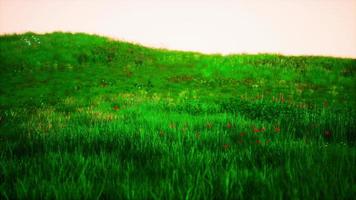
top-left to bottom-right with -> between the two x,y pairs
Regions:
252,126 -> 266,133
253,127 -> 261,133
323,100 -> 329,108
226,122 -> 232,129
274,127 -> 281,133
113,105 -> 120,111
223,144 -> 230,150
256,140 -> 261,144
324,130 -> 332,138
280,96 -> 285,103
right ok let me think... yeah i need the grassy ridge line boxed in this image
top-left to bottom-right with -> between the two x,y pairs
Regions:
1,31 -> 355,70
1,32 -> 355,103
0,32 -> 356,199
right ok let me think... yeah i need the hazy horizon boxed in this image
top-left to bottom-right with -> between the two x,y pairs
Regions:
1,0 -> 356,58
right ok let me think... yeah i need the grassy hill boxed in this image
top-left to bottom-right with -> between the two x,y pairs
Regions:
0,32 -> 355,199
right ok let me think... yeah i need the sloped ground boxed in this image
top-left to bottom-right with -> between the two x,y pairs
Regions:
0,32 -> 355,199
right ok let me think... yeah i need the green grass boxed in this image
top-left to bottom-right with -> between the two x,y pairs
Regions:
0,32 -> 355,199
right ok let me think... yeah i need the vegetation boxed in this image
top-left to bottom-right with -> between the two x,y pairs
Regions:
0,32 -> 355,199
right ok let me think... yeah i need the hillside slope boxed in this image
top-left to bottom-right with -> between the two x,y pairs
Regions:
1,32 -> 355,107
0,32 -> 356,199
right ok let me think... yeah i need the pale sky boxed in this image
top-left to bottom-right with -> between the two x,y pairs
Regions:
1,0 -> 356,58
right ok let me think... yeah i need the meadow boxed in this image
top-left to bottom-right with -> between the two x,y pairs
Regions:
0,32 -> 355,199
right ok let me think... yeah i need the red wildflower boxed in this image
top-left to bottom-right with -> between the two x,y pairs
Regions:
223,144 -> 230,150
256,140 -> 261,144
323,100 -> 329,108
281,97 -> 285,103
324,130 -> 332,138
226,122 -> 232,129
274,127 -> 281,133
113,105 -> 120,111
280,93 -> 285,103
253,127 -> 261,133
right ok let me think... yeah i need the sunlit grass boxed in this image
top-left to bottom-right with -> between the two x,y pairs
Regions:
0,32 -> 355,199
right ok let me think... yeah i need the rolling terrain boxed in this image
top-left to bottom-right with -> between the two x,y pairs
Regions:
0,32 -> 356,199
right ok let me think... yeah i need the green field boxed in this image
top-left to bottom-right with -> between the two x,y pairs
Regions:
1,32 -> 355,199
